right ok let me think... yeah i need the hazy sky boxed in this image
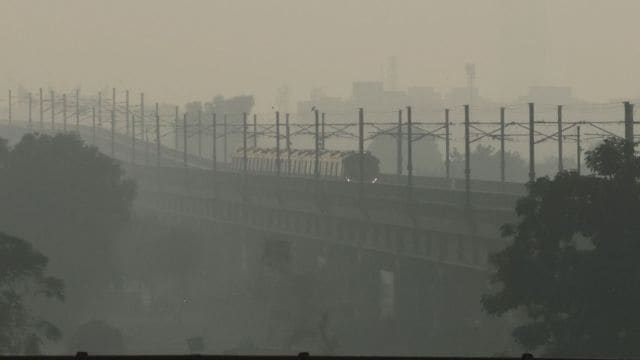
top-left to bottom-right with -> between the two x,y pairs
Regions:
3,0 -> 640,112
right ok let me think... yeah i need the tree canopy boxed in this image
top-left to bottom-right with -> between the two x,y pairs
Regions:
483,137 -> 640,357
0,231 -> 63,355
0,133 -> 135,307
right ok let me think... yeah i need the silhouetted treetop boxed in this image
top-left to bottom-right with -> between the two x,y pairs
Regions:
483,137 -> 640,357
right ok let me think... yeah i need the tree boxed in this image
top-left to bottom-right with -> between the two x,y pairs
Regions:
0,133 -> 135,310
482,137 -> 640,357
450,144 -> 528,182
0,232 -> 63,355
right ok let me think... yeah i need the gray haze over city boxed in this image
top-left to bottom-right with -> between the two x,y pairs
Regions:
3,0 -> 640,107
3,0 -> 640,358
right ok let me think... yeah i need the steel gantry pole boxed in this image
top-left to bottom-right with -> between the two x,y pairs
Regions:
576,125 -> 582,175
314,109 -> 320,179
407,106 -> 413,197
98,91 -> 102,126
92,106 -> 96,145
464,104 -> 470,205
286,113 -> 291,174
528,103 -> 536,182
223,114 -> 228,163
445,108 -> 450,180
125,90 -> 130,136
174,106 -> 179,151
253,114 -> 258,148
624,101 -> 635,159
110,108 -> 115,157
358,108 -> 365,198
276,111 -> 281,176
111,88 -> 116,157
50,90 -> 55,130
7,90 -> 11,124
62,93 -> 67,131
155,102 -> 160,167
75,89 -> 80,132
132,113 -> 136,164
321,112 -> 326,150
500,107 -> 506,183
212,113 -> 217,172
243,112 -> 248,174
198,109 -> 202,157
141,93 -> 148,165
28,92 -> 32,128
183,113 -> 188,169
39,88 -> 43,130
397,109 -> 403,177
557,105 -> 563,172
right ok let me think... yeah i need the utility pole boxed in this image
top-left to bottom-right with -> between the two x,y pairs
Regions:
358,108 -> 364,197
212,113 -> 217,172
624,101 -> 635,159
397,109 -> 403,177
445,109 -> 450,180
464,104 -> 470,205
286,113 -> 291,174
155,102 -> 160,167
314,109 -> 320,179
223,114 -> 228,163
198,109 -> 202,157
407,106 -> 413,198
174,106 -> 179,150
183,113 -> 188,169
92,106 -> 96,145
276,111 -> 281,176
131,113 -> 136,164
75,89 -> 80,132
39,88 -> 43,130
63,93 -> 67,131
557,105 -> 563,172
50,90 -> 55,130
98,91 -> 102,126
321,112 -> 326,150
110,107 -> 115,157
125,90 -> 130,135
528,102 -> 535,182
140,93 -> 147,165
28,92 -> 32,128
576,126 -> 581,174
7,90 -> 11,124
500,107 -> 505,183
253,114 -> 257,148
243,112 -> 248,174
112,87 -> 116,132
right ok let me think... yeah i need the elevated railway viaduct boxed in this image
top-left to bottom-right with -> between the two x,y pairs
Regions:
1,122 -> 523,354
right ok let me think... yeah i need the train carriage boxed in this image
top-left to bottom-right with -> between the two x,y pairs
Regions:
231,147 -> 380,183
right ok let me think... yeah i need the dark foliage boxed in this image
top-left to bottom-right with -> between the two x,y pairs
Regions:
483,137 -> 640,357
0,231 -> 63,355
0,133 -> 135,302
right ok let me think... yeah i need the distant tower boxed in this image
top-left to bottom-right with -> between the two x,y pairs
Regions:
387,56 -> 398,91
465,63 -> 476,108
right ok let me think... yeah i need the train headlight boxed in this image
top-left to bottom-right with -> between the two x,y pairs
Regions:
371,177 -> 379,184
